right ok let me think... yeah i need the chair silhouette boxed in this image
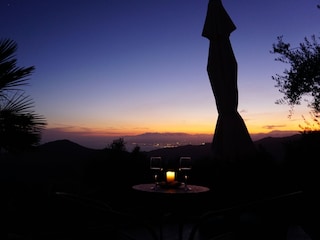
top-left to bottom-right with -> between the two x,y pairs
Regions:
187,190 -> 303,240
187,205 -> 237,240
31,191 -> 159,240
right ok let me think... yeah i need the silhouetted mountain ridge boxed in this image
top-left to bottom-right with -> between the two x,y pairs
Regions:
39,139 -> 98,154
122,130 -> 300,151
130,130 -> 299,141
253,134 -> 301,162
35,134 -> 302,163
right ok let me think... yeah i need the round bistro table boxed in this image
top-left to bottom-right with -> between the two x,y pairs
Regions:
132,183 -> 211,240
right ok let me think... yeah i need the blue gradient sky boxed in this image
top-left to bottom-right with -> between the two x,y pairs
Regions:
1,0 -> 319,148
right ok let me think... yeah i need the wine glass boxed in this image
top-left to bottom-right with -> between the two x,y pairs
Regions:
150,157 -> 163,190
179,157 -> 192,191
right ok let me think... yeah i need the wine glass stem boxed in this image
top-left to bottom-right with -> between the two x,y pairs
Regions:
154,174 -> 158,189
184,175 -> 188,190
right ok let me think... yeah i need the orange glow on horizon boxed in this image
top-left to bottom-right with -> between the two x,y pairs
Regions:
44,123 -> 301,138
44,104 -> 307,139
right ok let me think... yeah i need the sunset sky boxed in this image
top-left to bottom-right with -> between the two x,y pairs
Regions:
1,0 -> 319,148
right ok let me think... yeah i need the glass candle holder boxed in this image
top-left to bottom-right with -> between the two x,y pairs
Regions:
166,171 -> 175,182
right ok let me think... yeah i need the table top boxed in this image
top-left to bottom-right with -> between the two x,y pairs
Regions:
132,183 -> 210,194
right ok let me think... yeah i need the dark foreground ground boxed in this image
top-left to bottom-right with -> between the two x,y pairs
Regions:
7,181 -> 318,240
5,133 -> 320,240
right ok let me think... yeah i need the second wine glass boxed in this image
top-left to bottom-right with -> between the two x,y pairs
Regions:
179,157 -> 192,191
150,156 -> 163,190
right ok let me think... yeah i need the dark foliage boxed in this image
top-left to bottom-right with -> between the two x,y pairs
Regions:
281,130 -> 320,239
105,137 -> 127,152
282,130 -> 320,191
0,39 -> 46,153
271,35 -> 320,115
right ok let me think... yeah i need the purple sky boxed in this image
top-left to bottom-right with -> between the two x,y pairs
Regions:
1,0 -> 319,148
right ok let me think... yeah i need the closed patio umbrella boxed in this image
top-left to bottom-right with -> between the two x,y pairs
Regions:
202,0 -> 256,162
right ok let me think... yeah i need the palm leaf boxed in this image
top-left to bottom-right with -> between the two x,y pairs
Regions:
0,38 -> 34,94
0,38 -> 46,152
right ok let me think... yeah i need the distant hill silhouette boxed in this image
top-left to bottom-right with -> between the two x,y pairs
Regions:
253,134 -> 301,162
37,139 -> 100,161
122,131 -> 300,151
142,133 -> 301,159
3,140 -> 102,188
39,139 -> 94,152
33,134 -> 302,164
12,134 -> 300,171
4,134 -> 302,193
40,129 -> 300,150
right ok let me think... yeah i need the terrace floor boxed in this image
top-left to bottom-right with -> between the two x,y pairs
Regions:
153,224 -> 312,240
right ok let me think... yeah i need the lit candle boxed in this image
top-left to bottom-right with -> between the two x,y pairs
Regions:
166,171 -> 175,182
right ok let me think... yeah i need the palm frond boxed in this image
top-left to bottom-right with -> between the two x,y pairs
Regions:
0,38 -> 34,94
0,38 -> 46,152
1,91 -> 35,113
